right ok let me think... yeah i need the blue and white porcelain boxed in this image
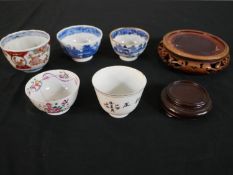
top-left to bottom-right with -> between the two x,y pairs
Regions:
110,27 -> 149,61
57,25 -> 103,62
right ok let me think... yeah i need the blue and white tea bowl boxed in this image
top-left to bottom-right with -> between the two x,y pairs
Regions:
57,25 -> 103,62
110,27 -> 149,61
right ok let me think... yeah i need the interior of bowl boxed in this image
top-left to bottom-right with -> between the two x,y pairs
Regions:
110,28 -> 149,46
92,66 -> 147,96
25,70 -> 79,102
1,30 -> 50,51
57,25 -> 102,45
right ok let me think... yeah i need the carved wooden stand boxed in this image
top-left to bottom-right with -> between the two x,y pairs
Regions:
158,41 -> 230,74
157,29 -> 230,74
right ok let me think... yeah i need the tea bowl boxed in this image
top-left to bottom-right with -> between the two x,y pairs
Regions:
110,27 -> 149,61
57,25 -> 103,62
25,69 -> 80,115
0,30 -> 50,73
92,66 -> 147,118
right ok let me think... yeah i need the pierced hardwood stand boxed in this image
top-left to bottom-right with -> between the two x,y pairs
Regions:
158,29 -> 230,74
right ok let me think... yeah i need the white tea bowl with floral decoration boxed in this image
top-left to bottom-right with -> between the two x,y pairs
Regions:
57,25 -> 103,62
110,27 -> 149,61
92,66 -> 147,118
0,30 -> 50,73
25,69 -> 80,115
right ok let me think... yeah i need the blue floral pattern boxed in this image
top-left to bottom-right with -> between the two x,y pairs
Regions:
110,28 -> 149,40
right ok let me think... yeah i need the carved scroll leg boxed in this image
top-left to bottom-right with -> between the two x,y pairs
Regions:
206,54 -> 230,73
158,40 -> 170,62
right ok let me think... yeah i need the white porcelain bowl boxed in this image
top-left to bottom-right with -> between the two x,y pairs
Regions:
92,66 -> 147,118
57,25 -> 103,62
25,69 -> 80,115
110,27 -> 149,61
0,30 -> 50,73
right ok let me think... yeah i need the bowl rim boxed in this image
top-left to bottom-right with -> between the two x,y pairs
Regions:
92,65 -> 147,97
56,25 -> 103,46
109,27 -> 150,46
0,30 -> 50,52
25,69 -> 80,104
